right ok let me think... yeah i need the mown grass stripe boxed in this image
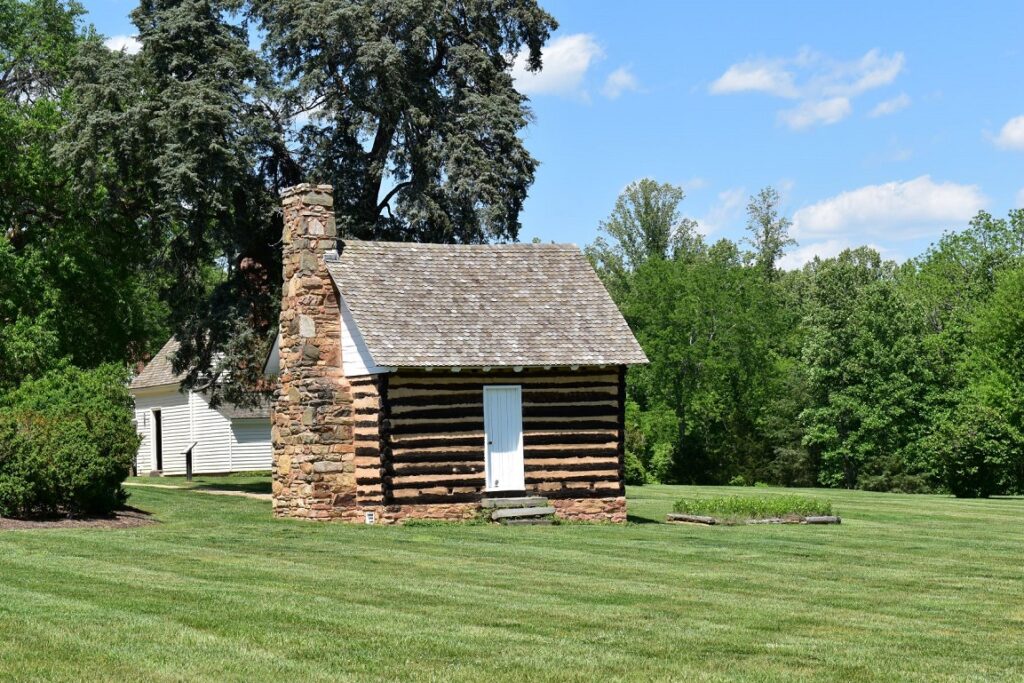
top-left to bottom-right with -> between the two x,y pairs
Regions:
0,479 -> 1022,681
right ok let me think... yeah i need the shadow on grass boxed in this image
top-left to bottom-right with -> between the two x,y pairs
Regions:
194,481 -> 272,495
626,514 -> 662,525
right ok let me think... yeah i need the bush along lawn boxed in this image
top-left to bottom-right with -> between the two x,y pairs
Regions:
2,482 -> 1024,682
0,364 -> 138,519
669,494 -> 837,525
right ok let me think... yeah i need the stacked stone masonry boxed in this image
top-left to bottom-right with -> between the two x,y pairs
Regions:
272,184 -> 356,520
551,496 -> 627,523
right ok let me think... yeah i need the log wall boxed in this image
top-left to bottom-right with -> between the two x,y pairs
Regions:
354,367 -> 626,508
351,373 -> 387,505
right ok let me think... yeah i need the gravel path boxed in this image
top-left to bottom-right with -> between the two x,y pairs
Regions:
124,482 -> 271,501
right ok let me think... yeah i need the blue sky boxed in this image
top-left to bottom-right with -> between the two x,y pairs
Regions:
84,1 -> 1024,266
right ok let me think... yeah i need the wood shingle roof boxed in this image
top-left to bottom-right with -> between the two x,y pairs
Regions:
130,338 -> 272,418
324,240 -> 648,368
130,337 -> 183,389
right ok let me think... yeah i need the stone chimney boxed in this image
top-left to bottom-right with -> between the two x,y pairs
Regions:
272,184 -> 355,519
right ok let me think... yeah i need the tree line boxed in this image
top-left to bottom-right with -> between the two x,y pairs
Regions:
591,179 -> 1024,497
1,0 -> 555,515
1,0 -> 555,405
2,1 -> 1021,498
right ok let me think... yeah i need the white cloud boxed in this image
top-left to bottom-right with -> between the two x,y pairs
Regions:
779,239 -> 850,270
779,97 -> 851,129
682,177 -> 708,192
697,187 -> 746,235
887,147 -> 913,162
778,238 -> 894,270
869,93 -> 911,118
1016,187 -> 1024,208
710,60 -> 798,98
994,115 -> 1024,150
104,35 -> 142,55
793,175 -> 986,241
823,50 -> 905,97
512,34 -> 603,98
601,67 -> 639,99
710,48 -> 905,129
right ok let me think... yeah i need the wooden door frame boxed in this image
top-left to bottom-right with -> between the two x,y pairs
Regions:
482,385 -> 525,493
151,408 -> 163,472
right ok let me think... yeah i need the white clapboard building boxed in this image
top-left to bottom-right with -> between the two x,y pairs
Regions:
130,338 -> 272,475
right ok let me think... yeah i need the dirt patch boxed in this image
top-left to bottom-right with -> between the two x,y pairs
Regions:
124,483 -> 182,490
0,507 -> 156,531
125,482 -> 270,500
193,488 -> 271,501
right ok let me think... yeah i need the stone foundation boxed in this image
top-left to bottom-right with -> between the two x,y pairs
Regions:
550,496 -> 627,523
272,495 -> 627,525
331,502 -> 482,525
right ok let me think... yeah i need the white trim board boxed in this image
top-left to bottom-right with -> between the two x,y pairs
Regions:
340,294 -> 389,376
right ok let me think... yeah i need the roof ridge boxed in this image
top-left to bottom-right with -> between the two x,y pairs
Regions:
339,239 -> 578,249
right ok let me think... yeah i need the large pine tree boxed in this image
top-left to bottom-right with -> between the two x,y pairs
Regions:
62,0 -> 556,404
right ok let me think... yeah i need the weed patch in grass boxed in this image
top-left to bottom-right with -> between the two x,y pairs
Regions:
400,517 -> 487,527
672,494 -> 833,523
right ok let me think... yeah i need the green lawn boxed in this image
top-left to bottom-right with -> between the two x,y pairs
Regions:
1,482 -> 1022,682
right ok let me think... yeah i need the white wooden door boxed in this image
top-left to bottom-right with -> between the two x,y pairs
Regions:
483,386 -> 525,492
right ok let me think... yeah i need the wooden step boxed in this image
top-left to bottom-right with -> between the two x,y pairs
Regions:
481,496 -> 549,509
491,506 -> 556,522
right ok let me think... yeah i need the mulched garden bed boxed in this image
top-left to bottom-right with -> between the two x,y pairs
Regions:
0,507 -> 156,531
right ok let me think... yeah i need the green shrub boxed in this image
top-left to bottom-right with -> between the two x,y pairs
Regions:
672,494 -> 833,521
0,364 -> 139,517
624,400 -> 680,484
649,441 -> 674,483
929,402 -> 1021,498
623,449 -> 648,485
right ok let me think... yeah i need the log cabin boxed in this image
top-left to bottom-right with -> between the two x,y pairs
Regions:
270,184 -> 648,523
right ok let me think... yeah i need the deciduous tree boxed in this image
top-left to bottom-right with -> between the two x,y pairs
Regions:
744,186 -> 795,279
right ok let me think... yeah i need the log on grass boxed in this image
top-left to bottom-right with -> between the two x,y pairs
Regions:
666,513 -> 716,525
803,516 -> 842,525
